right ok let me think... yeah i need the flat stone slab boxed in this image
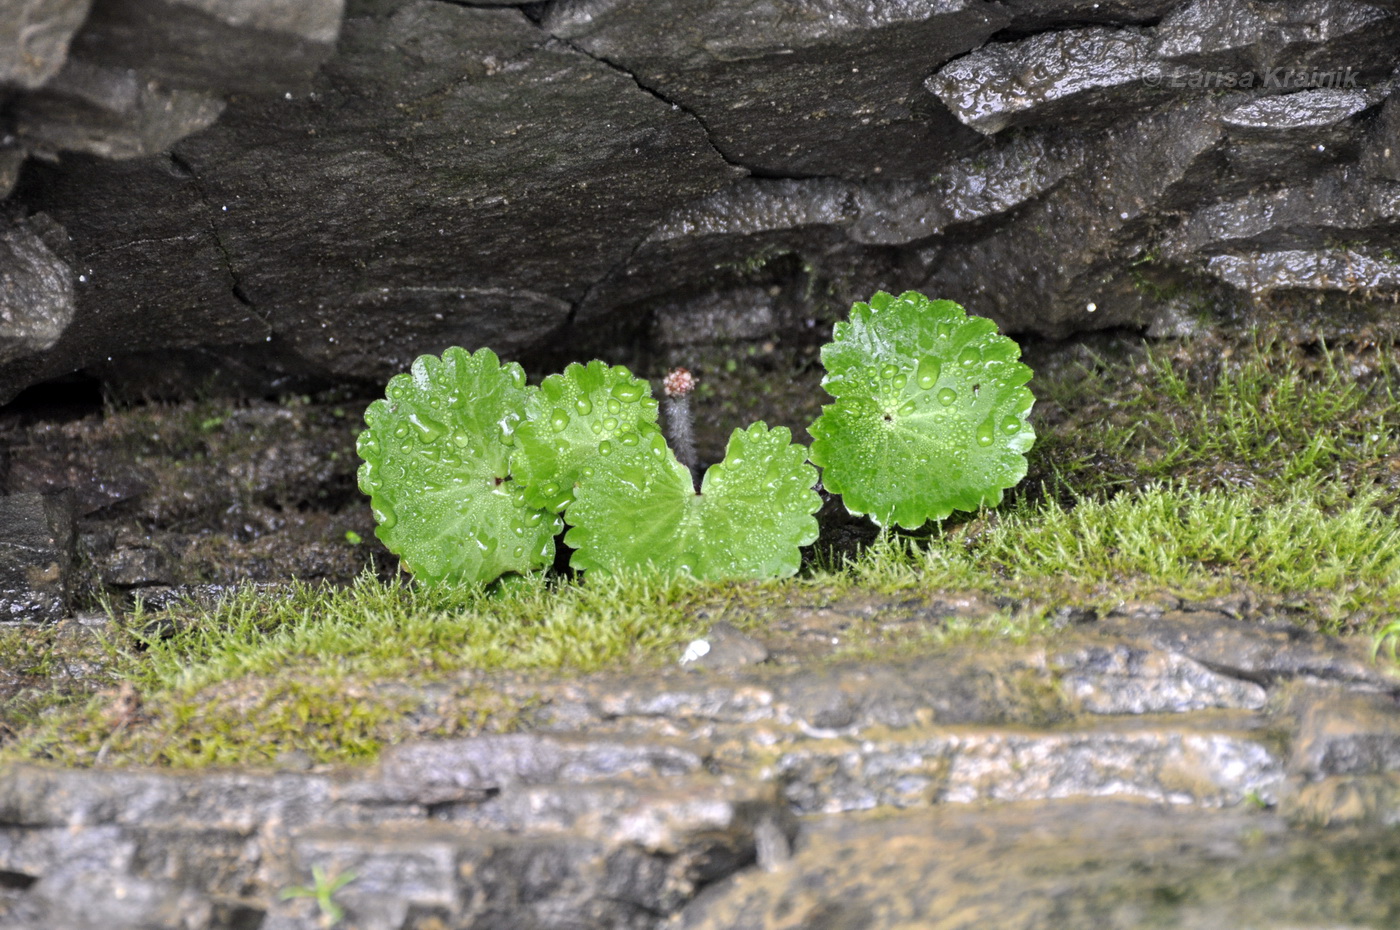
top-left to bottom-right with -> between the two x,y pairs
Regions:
3,607 -> 1400,927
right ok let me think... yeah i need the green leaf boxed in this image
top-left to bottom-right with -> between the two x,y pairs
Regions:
810,291 -> 1035,529
564,423 -> 821,580
356,347 -> 559,585
512,360 -> 662,513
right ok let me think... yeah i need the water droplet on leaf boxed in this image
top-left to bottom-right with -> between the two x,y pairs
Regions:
612,382 -> 643,403
938,388 -> 957,407
371,503 -> 397,529
916,357 -> 941,389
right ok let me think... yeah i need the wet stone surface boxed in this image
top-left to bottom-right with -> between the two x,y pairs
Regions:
4,608 -> 1400,927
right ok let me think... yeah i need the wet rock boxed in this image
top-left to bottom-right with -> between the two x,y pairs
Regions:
0,0 -> 90,91
1,1 -> 738,398
0,749 -> 787,930
0,155 -> 257,403
12,58 -> 226,160
356,734 -> 704,805
1367,92 -> 1400,181
0,146 -> 24,200
1165,167 -> 1400,257
926,27 -> 1168,136
0,490 -> 75,622
652,286 -> 779,348
846,132 -> 1090,245
67,0 -> 342,96
1055,642 -> 1268,714
1220,88 -> 1377,190
100,532 -> 174,589
675,801 -> 1400,930
544,0 -> 1005,178
1289,690 -> 1400,780
0,212 -> 73,367
1205,248 -> 1400,296
998,0 -> 1180,32
1154,0 -> 1400,79
777,717 -> 1282,813
923,101 -> 1229,337
1097,609 -> 1400,690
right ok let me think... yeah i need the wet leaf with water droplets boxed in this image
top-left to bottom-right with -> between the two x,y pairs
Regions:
356,347 -> 558,585
565,422 -> 820,580
514,360 -> 662,512
810,291 -> 1035,528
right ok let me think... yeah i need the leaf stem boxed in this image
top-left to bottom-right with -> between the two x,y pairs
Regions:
663,368 -> 699,492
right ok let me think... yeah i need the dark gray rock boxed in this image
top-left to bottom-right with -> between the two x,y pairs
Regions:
1154,0 -> 1400,79
1,0 -> 1399,410
0,155 -> 260,402
1165,167 -> 1400,257
0,0 -> 91,91
1367,92 -> 1400,181
927,27 -> 1169,136
67,0 -> 342,95
997,0 -> 1179,32
0,212 -> 73,366
0,0 -> 739,397
1219,89 -> 1380,191
1205,248 -> 1400,295
545,0 -> 1006,178
847,132 -> 1090,245
0,490 -> 74,622
13,58 -> 225,159
0,146 -> 24,200
923,101 -> 1230,337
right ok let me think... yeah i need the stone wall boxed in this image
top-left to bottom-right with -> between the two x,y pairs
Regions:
1,0 -> 1398,402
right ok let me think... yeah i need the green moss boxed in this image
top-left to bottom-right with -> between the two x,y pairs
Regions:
5,333 -> 1399,769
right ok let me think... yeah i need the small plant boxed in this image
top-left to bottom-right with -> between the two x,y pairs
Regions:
357,291 -> 1035,585
810,291 -> 1035,528
280,864 -> 357,927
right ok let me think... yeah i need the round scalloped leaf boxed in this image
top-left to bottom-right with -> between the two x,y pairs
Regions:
564,423 -> 820,581
809,291 -> 1035,529
356,347 -> 559,585
513,360 -> 662,513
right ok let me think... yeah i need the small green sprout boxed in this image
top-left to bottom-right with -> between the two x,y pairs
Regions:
280,865 -> 357,927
